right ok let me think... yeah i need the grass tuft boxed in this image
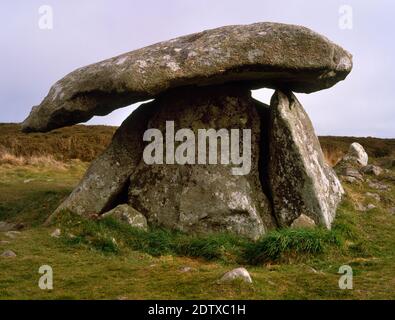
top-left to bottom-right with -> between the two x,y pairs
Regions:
0,148 -> 67,169
58,213 -> 247,260
332,199 -> 358,240
55,211 -> 342,264
243,228 -> 342,265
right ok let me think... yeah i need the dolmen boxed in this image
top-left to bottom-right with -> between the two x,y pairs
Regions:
23,22 -> 352,240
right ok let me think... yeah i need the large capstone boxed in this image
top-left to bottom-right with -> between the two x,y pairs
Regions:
128,84 -> 276,240
268,90 -> 344,228
22,22 -> 352,133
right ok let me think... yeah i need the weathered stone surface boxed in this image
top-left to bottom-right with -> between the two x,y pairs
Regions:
354,202 -> 367,212
356,203 -> 377,212
0,221 -> 16,232
4,231 -> 20,239
368,180 -> 390,191
179,266 -> 195,273
101,204 -> 148,231
361,164 -> 383,176
290,214 -> 316,229
50,228 -> 61,238
219,267 -> 252,283
22,22 -> 352,133
366,204 -> 376,211
343,143 -> 368,167
341,167 -> 364,181
342,176 -> 359,184
268,90 -> 344,228
47,101 -> 158,222
1,250 -> 16,258
335,143 -> 368,187
128,85 -> 275,240
365,192 -> 380,201
0,222 -> 23,232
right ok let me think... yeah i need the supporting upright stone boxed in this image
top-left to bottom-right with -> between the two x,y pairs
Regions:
128,85 -> 276,240
47,101 -> 158,222
268,90 -> 344,228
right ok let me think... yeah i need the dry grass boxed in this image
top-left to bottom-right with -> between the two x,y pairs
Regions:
0,147 -> 67,170
323,148 -> 344,167
320,135 -> 395,167
0,123 -> 116,162
319,136 -> 395,159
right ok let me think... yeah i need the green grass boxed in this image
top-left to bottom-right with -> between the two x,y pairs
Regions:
55,211 -> 249,262
0,161 -> 87,226
0,161 -> 394,299
243,228 -> 342,265
51,210 -> 346,266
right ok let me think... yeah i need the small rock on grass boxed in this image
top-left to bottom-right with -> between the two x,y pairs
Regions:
356,203 -> 376,212
219,268 -> 252,284
101,204 -> 148,231
1,250 -> 16,258
361,165 -> 383,176
368,181 -> 390,191
344,167 -> 364,181
355,203 -> 366,212
388,207 -> 395,215
308,266 -> 325,275
51,228 -> 61,238
365,192 -> 381,201
117,296 -> 129,300
366,204 -> 377,211
0,222 -> 16,232
343,176 -> 359,184
290,214 -> 316,229
179,266 -> 195,273
5,231 -> 21,239
0,222 -> 24,232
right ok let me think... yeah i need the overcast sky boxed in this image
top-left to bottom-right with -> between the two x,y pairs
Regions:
1,0 -> 394,137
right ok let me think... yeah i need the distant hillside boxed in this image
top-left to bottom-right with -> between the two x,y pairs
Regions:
0,123 -> 116,162
0,123 -> 394,165
319,136 -> 395,158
